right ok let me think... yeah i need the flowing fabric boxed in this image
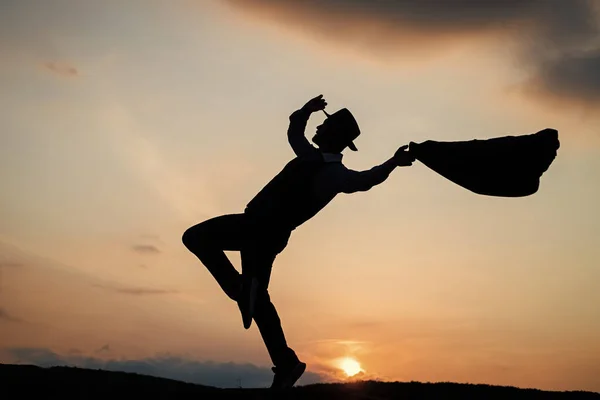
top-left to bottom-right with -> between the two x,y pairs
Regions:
409,128 -> 560,197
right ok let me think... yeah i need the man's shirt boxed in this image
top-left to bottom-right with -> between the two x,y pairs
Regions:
288,108 -> 397,202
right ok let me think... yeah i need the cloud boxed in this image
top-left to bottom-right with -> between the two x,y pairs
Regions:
139,234 -> 162,242
131,244 -> 161,254
42,61 -> 79,78
0,261 -> 23,268
228,0 -> 549,32
225,0 -> 600,105
92,283 -> 177,296
95,344 -> 110,354
528,49 -> 600,104
0,308 -> 23,323
4,347 -> 325,388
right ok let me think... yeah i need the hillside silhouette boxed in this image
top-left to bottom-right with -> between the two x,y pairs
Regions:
2,364 -> 598,399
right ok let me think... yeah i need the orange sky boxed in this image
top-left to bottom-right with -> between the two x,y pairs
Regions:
1,0 -> 599,391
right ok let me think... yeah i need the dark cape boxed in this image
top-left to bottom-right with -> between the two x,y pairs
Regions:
409,128 -> 560,197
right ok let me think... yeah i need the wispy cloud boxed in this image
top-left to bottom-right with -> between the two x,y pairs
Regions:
526,50 -> 600,104
42,61 -> 79,78
0,308 -> 23,323
4,347 -> 325,388
92,283 -> 177,296
95,344 -> 110,354
131,244 -> 161,254
138,234 -> 164,247
97,103 -> 224,223
139,234 -> 162,241
0,261 -> 24,268
225,0 -> 600,105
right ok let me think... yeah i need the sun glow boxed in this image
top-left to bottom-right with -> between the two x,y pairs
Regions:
339,357 -> 362,377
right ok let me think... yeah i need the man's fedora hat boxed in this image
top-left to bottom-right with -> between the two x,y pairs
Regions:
323,108 -> 360,151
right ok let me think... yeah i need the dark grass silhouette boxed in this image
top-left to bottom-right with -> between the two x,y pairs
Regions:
2,364 -> 598,400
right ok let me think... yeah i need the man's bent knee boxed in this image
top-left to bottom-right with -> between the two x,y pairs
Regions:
182,223 -> 210,252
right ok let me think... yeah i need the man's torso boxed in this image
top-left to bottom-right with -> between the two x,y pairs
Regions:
244,152 -> 345,232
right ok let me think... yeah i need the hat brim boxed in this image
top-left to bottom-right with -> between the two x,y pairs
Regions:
348,141 -> 358,151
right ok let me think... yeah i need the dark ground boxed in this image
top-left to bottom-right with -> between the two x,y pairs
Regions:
1,364 -> 598,400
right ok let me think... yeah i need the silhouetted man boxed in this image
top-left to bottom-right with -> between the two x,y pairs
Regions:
182,95 -> 415,389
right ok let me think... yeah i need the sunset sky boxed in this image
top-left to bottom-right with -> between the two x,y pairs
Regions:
1,0 -> 600,392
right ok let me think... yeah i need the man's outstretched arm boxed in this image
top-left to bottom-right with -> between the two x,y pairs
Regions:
337,145 -> 415,193
288,95 -> 327,157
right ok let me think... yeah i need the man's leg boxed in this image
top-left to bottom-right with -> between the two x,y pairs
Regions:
241,238 -> 303,383
253,281 -> 306,389
254,289 -> 300,368
182,214 -> 247,301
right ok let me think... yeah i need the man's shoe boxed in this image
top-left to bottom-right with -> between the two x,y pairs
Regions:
270,360 -> 306,390
237,277 -> 258,329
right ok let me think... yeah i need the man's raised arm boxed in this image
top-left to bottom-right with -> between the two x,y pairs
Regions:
287,95 -> 327,157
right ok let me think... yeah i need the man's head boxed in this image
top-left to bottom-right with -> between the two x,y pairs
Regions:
312,108 -> 360,154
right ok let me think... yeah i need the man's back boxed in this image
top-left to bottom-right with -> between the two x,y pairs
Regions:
244,151 -> 335,232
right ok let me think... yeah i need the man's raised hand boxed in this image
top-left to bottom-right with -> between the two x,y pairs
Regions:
394,145 -> 416,167
302,94 -> 327,113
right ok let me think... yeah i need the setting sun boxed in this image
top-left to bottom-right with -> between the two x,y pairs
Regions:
339,358 -> 363,377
